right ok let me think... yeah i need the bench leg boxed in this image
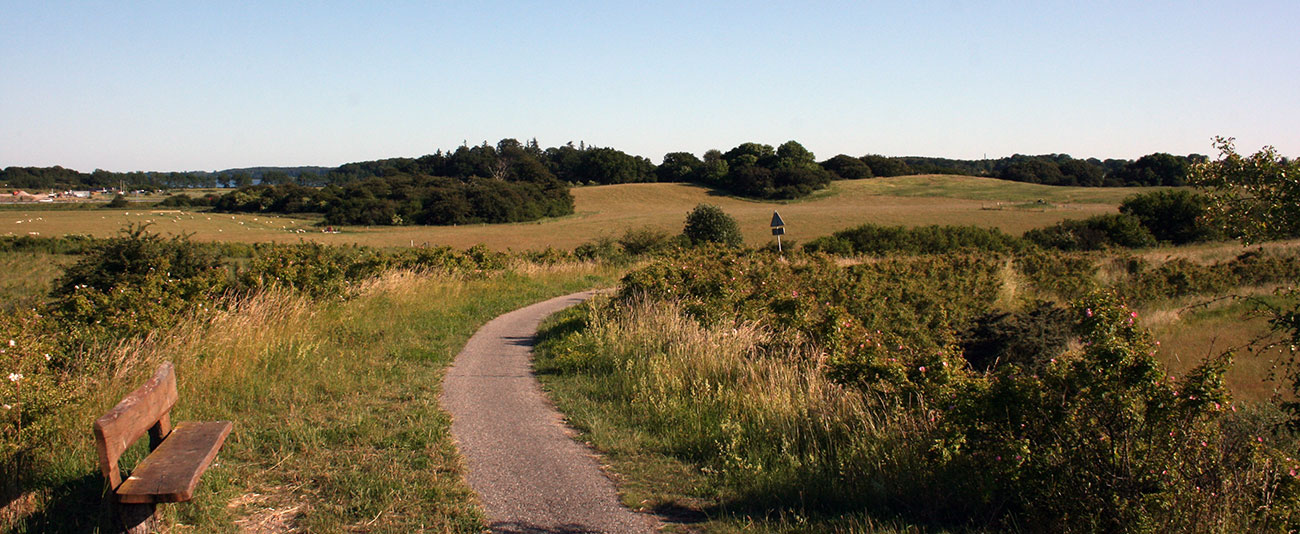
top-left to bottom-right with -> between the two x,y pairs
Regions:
115,502 -> 157,534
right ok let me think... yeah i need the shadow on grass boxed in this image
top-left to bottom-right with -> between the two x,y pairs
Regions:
13,472 -> 113,533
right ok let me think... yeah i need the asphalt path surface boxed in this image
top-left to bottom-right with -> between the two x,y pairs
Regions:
443,290 -> 658,534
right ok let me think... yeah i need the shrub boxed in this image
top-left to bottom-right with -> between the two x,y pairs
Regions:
104,194 -> 129,208
0,309 -> 66,502
1024,214 -> 1157,251
574,236 -> 626,263
804,223 -> 1026,256
1120,190 -> 1222,244
959,301 -> 1073,373
46,224 -> 230,347
936,292 -> 1298,531
682,204 -> 743,247
1015,251 -> 1100,301
617,226 -> 677,256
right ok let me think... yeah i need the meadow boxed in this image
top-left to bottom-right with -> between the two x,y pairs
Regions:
3,174 -> 1291,533
0,176 -> 1159,251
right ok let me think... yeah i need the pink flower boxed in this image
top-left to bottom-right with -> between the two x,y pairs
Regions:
1086,308 -> 1093,317
918,366 -> 927,373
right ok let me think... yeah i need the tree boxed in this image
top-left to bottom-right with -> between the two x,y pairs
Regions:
1191,136 -> 1300,426
261,170 -> 291,185
860,155 -> 910,177
1116,153 -> 1191,186
821,154 -> 873,180
1119,190 -> 1220,244
105,194 -> 129,208
1191,137 -> 1300,242
657,152 -> 704,182
231,172 -> 253,188
682,204 -> 743,247
775,140 -> 815,166
700,150 -> 729,186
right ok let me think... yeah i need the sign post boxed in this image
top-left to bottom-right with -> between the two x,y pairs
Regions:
770,211 -> 786,253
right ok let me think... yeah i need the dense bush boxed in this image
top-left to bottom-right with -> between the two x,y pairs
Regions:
936,292 -> 1296,531
156,193 -> 218,208
620,248 -> 1002,392
804,223 -> 1027,256
1113,249 -> 1300,306
617,227 -> 679,256
1024,213 -> 1157,251
213,172 -> 574,226
819,154 -> 874,180
46,224 -> 230,344
605,248 -> 1300,529
1120,190 -> 1222,244
682,204 -> 743,247
959,301 -> 1073,372
0,309 -> 67,502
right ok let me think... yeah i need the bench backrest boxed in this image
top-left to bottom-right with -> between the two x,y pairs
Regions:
93,362 -> 178,489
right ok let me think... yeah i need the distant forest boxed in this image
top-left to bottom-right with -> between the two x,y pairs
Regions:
2,139 -> 1204,192
2,139 -> 1207,225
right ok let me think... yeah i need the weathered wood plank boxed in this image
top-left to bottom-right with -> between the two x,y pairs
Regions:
94,362 -> 179,489
116,420 -> 233,504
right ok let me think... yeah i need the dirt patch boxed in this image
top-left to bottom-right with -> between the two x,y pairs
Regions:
229,491 -> 303,533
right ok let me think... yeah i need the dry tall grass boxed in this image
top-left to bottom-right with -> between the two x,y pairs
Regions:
536,297 -> 934,531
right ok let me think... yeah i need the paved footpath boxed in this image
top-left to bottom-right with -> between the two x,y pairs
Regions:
442,291 -> 658,534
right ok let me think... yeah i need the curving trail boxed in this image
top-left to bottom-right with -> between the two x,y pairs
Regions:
442,291 -> 658,534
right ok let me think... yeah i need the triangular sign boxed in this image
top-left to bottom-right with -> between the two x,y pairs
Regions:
770,211 -> 786,228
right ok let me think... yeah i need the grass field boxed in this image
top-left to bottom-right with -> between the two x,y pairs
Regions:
0,176 -> 1161,251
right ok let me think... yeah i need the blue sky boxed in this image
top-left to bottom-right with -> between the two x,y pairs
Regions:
2,1 -> 1296,172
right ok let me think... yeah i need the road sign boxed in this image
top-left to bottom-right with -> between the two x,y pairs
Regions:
770,211 -> 786,253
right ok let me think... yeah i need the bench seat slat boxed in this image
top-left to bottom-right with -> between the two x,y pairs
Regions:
116,420 -> 233,504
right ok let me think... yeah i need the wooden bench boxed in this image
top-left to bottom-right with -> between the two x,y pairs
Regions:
93,361 -> 233,533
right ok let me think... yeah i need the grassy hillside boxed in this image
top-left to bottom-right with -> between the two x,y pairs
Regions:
0,176 -> 1161,251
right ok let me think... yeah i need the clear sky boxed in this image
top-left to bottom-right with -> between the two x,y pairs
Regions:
2,1 -> 1297,172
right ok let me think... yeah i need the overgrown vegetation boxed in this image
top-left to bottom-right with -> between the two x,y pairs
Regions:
0,225 -> 617,532
536,241 -> 1300,531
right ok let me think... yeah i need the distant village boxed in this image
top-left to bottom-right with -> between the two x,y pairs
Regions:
1,188 -> 154,203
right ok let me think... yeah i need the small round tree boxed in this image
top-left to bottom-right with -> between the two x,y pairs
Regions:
683,203 -> 743,247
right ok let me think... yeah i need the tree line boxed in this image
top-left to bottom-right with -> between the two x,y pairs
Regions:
209,140 -> 574,226
3,138 -> 1212,204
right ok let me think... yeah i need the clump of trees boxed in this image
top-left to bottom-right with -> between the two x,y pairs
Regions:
211,139 -> 574,226
655,141 -> 836,199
